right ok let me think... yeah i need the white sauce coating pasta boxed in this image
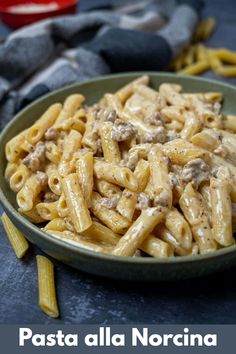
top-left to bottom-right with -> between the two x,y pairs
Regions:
5,76 -> 236,257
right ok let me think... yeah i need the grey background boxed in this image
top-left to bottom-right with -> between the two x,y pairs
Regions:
1,0 -> 236,324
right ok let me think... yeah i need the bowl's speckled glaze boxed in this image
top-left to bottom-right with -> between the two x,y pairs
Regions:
1,72 -> 236,281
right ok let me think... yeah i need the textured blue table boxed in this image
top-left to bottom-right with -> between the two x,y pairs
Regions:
1,0 -> 236,324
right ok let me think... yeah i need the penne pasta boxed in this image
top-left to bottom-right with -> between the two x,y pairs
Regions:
4,76 -> 236,259
61,173 -> 92,233
36,255 -> 59,318
1,213 -> 29,258
112,207 -> 165,256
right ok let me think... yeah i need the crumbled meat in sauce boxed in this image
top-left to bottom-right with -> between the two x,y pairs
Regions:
133,249 -> 142,257
45,128 -> 58,141
22,142 -> 46,172
153,190 -> 170,208
213,144 -> 228,157
169,172 -> 179,188
141,126 -> 166,144
166,130 -> 180,141
100,196 -> 120,209
136,193 -> 152,210
123,190 -> 133,198
111,119 -> 136,141
36,171 -> 48,186
120,151 -> 139,171
144,112 -> 163,126
181,158 -> 210,188
44,191 -> 59,202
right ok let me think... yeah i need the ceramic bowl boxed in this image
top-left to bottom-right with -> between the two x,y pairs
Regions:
1,72 -> 236,281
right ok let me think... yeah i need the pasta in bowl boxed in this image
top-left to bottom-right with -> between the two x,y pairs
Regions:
1,72 -> 236,281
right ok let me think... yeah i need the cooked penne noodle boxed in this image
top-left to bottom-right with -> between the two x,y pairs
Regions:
45,142 -> 61,165
94,179 -> 122,198
116,160 -> 149,221
94,159 -> 138,191
1,213 -> 29,258
179,183 -> 217,254
163,139 -> 209,165
58,130 -> 82,177
4,162 -> 19,181
36,201 -> 59,221
46,230 -> 111,254
210,177 -> 234,246
165,207 -> 192,251
180,111 -> 202,140
9,163 -> 30,192
27,104 -> 62,145
148,146 -> 172,208
17,174 -> 46,212
36,255 -> 59,318
5,131 -> 27,162
61,173 -> 92,233
114,75 -> 149,104
99,121 -> 121,164
53,94 -> 85,128
76,151 -> 94,207
91,192 -> 130,234
57,194 -> 69,218
112,207 -> 165,256
223,115 -> 236,133
44,218 -> 74,232
46,164 -> 62,196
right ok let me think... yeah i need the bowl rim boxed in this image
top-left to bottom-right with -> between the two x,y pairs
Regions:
1,71 -> 236,265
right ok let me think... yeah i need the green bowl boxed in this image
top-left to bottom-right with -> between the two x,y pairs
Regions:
1,72 -> 236,281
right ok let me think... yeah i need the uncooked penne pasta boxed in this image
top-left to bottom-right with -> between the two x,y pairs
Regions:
1,213 -> 29,258
36,255 -> 59,318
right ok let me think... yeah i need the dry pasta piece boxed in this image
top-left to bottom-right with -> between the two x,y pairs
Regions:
36,255 -> 59,318
1,213 -> 29,258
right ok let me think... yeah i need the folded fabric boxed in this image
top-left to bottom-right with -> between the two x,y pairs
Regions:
0,0 -> 203,129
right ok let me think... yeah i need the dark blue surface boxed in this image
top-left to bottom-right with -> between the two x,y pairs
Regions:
1,0 -> 236,324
